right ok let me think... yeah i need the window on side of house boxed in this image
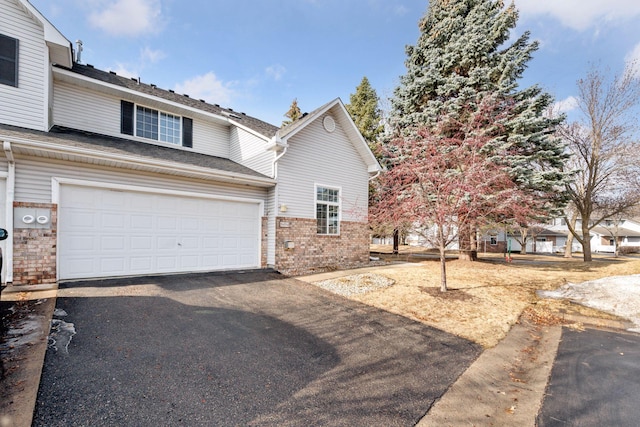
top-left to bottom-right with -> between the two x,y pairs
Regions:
316,185 -> 340,235
121,100 -> 192,147
490,235 -> 497,245
0,34 -> 18,87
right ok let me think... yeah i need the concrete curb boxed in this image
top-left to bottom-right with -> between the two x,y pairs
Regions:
1,288 -> 57,427
418,319 -> 563,426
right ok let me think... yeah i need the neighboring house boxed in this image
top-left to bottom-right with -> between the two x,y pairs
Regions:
0,0 -> 381,285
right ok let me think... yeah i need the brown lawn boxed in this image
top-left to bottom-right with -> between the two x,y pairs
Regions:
344,245 -> 640,348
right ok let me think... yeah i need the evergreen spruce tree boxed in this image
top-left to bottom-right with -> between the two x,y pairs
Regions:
346,77 -> 384,150
282,98 -> 302,126
389,0 -> 570,258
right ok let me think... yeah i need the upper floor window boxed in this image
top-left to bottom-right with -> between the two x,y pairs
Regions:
316,185 -> 340,235
0,34 -> 18,87
121,100 -> 192,148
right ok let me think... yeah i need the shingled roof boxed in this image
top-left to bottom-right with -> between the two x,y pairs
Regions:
56,63 -> 280,139
0,123 -> 273,183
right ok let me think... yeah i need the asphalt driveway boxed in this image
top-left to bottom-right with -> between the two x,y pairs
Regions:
32,270 -> 481,426
537,327 -> 640,427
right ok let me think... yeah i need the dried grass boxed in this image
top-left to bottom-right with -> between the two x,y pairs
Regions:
344,247 -> 640,348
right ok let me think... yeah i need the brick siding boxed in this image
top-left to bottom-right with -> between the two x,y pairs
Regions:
275,217 -> 369,276
12,202 -> 57,285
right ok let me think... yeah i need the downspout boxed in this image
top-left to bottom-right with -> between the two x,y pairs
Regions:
3,141 -> 14,284
269,134 -> 287,268
368,170 -> 381,181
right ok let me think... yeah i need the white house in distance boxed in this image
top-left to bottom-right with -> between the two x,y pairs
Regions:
0,0 -> 381,285
480,218 -> 640,255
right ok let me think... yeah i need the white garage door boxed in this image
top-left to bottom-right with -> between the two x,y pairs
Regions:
58,185 -> 261,280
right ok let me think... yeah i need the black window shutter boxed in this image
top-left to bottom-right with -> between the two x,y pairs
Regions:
182,117 -> 193,148
121,100 -> 134,135
0,34 -> 18,87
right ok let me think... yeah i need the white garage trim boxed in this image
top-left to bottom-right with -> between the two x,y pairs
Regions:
51,177 -> 265,212
53,177 -> 265,280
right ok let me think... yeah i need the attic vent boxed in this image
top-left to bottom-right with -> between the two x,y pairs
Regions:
150,84 -> 156,88
109,71 -> 116,75
323,115 -> 336,133
87,64 -> 94,68
199,99 -> 206,103
183,94 -> 190,98
169,89 -> 175,93
214,104 -> 220,107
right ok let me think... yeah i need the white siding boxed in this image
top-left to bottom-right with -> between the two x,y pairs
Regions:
53,81 -> 231,158
53,81 -> 120,136
0,0 -> 47,130
229,127 -> 274,176
277,114 -> 369,222
14,156 -> 269,204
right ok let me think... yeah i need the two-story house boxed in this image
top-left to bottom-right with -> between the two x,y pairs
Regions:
0,0 -> 381,285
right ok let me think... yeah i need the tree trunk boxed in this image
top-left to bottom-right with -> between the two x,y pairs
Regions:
458,223 -> 477,261
564,213 -> 578,258
564,232 -> 574,258
439,225 -> 447,292
393,228 -> 399,255
519,229 -> 528,255
581,218 -> 593,262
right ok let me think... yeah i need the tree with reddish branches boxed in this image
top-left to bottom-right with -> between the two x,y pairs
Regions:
372,110 -> 540,291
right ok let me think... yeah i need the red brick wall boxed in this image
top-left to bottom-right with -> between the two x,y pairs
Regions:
12,202 -> 57,285
275,217 -> 369,275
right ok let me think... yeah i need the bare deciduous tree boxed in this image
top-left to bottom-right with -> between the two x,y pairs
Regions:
560,65 -> 640,262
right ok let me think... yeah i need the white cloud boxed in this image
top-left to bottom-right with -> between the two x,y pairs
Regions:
265,64 -> 286,81
89,0 -> 163,37
174,72 -> 236,105
514,0 -> 640,31
625,43 -> 640,78
553,96 -> 579,114
140,47 -> 166,64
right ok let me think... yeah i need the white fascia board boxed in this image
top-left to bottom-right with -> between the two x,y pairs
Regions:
52,67 -> 231,126
2,134 -> 276,188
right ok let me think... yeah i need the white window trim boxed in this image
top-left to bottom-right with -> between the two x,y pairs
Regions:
314,183 -> 341,235
134,104 -> 183,145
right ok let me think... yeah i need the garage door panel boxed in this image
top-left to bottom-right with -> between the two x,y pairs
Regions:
130,257 -> 153,272
100,257 -> 126,274
59,185 -> 261,280
61,210 -> 95,230
100,236 -> 127,251
101,213 -> 126,228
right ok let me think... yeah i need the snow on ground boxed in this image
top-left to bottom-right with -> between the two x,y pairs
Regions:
539,275 -> 640,332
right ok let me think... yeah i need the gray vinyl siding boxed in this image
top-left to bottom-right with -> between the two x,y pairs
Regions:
53,81 -> 231,158
229,127 -> 274,176
0,0 -> 47,130
14,156 -> 269,204
277,114 -> 369,223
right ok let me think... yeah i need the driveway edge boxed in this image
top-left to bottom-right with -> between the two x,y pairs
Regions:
1,287 -> 57,427
417,319 -> 562,426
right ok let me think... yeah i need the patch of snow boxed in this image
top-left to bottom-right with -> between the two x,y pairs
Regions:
53,308 -> 68,317
48,319 -> 76,355
538,274 -> 640,332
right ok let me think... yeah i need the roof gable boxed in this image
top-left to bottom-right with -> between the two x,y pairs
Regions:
278,98 -> 381,174
15,0 -> 72,67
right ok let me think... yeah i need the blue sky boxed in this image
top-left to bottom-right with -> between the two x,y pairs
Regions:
29,0 -> 640,126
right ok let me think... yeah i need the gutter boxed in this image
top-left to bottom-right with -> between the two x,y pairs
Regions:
3,141 -> 14,284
